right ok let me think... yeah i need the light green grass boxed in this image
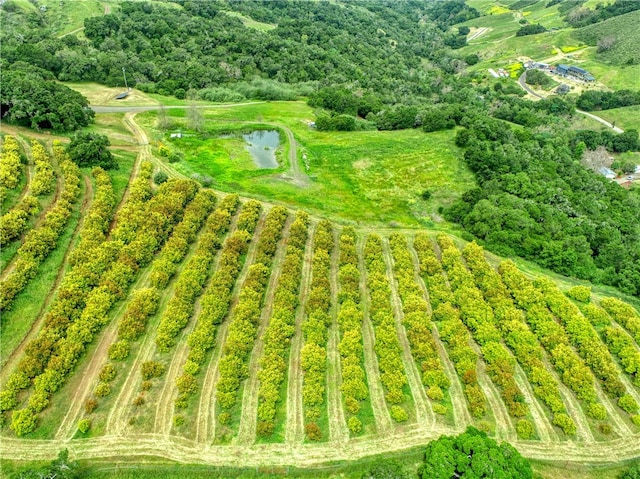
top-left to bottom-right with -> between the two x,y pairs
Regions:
222,10 -> 276,31
136,102 -> 475,228
44,0 -> 104,37
594,105 -> 640,131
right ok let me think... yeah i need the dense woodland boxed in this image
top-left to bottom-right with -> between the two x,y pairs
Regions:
1,0 -> 639,296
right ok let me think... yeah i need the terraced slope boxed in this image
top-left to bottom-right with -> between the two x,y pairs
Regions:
1,118 -> 640,469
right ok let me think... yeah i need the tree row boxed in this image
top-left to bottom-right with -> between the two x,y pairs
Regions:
0,143 -> 81,311
256,211 -> 309,437
413,233 -> 487,419
363,235 -> 410,423
299,220 -> 333,439
215,206 -> 289,425
389,233 -> 450,414
176,199 -> 260,410
462,242 -> 576,436
336,228 -> 369,435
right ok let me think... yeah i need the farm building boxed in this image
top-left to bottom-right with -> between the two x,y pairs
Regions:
598,167 -> 616,179
568,65 -> 595,81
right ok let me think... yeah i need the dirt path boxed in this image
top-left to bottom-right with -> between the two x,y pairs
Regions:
195,208 -> 270,444
236,215 -> 295,444
56,264 -> 154,440
0,174 -> 91,378
513,363 -> 557,443
356,234 -> 393,433
282,221 -> 315,444
105,226 -> 207,436
467,27 -> 490,41
326,227 -> 349,443
381,237 -> 433,428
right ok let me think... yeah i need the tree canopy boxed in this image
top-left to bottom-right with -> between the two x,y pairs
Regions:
419,427 -> 532,479
67,132 -> 117,170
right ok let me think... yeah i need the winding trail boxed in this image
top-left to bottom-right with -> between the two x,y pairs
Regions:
518,72 -> 624,133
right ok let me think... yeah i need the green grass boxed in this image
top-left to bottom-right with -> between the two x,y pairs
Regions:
222,10 -> 276,32
594,105 -> 640,131
135,102 -> 474,228
44,0 -> 104,37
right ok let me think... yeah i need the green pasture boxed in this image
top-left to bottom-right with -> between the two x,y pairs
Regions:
135,102 -> 474,228
595,105 -> 640,132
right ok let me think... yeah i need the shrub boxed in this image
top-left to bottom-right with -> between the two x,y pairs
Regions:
10,408 -> 38,436
99,364 -> 117,383
305,422 -> 322,441
94,382 -> 111,398
516,419 -> 535,439
84,398 -> 98,414
390,405 -> 408,422
108,340 -> 130,360
133,395 -> 145,406
77,418 -> 91,433
348,416 -> 362,434
432,404 -> 447,415
587,402 -> 607,420
141,361 -> 165,380
619,394 -> 639,414
566,285 -> 591,303
174,415 -> 185,427
154,171 -> 168,185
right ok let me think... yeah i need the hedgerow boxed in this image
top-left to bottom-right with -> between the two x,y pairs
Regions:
29,140 -> 55,196
257,211 -> 309,436
364,235 -> 409,419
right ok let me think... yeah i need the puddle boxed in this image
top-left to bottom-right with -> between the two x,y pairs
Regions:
242,130 -> 280,169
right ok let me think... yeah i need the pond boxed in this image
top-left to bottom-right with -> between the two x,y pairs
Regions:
243,130 -> 280,169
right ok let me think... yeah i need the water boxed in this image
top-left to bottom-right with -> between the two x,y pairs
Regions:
242,130 -> 280,169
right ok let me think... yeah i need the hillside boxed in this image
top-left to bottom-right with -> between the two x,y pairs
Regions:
2,0 -> 640,477
573,10 -> 640,65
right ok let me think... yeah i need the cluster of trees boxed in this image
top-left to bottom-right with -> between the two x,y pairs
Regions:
563,0 -> 640,27
257,211 -> 309,437
300,220 -> 333,437
418,427 -> 532,479
535,278 -> 637,417
499,261 -> 606,430
0,135 -> 23,192
67,133 -> 117,170
463,242 -> 575,435
516,24 -> 546,36
600,297 -> 640,345
4,171 -> 197,435
68,167 -> 116,268
30,140 -> 55,196
577,89 -> 640,111
575,128 -> 639,153
363,235 -> 410,421
336,228 -> 369,434
437,235 -> 533,432
447,114 -> 640,296
413,233 -> 487,418
388,234 -> 450,411
176,198 -> 258,409
0,144 -> 81,311
154,193 -> 238,352
1,63 -> 94,131
216,206 -> 288,418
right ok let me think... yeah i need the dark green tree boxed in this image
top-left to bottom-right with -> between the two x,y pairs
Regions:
67,132 -> 117,170
418,427 -> 532,479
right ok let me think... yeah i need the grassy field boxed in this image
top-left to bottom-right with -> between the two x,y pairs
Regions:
460,1 -> 640,91
593,105 -> 640,132
135,102 -> 474,228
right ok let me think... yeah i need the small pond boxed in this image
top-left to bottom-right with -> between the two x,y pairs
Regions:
243,130 -> 280,169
